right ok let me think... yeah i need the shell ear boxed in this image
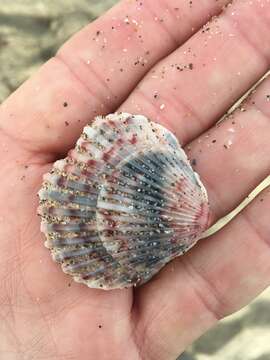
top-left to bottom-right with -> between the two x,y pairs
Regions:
38,113 -> 209,290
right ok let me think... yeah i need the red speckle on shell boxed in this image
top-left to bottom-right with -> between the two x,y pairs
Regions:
87,159 -> 97,167
129,134 -> 137,145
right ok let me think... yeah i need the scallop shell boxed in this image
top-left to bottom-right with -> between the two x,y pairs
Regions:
38,113 -> 209,290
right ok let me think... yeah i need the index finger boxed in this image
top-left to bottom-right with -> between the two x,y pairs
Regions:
0,0 -> 231,156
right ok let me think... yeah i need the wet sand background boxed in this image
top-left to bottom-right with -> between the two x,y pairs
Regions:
0,1 -> 269,359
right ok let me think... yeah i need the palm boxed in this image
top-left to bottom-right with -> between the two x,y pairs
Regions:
0,1 -> 270,359
0,160 -> 136,358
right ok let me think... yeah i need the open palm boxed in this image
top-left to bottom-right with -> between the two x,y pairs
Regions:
0,1 -> 270,359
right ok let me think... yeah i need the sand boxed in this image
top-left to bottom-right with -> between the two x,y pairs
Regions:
0,1 -> 269,359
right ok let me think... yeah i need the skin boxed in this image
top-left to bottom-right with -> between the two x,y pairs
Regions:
0,0 -> 269,359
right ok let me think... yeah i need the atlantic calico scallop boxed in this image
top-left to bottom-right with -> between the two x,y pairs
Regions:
38,113 -> 209,290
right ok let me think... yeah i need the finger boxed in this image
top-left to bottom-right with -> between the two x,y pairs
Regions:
120,0 -> 270,144
134,185 -> 270,360
0,0 -> 230,156
186,73 -> 270,221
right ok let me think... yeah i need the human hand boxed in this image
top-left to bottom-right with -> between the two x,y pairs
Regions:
0,1 -> 269,359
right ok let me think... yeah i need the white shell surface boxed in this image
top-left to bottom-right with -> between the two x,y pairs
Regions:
38,113 -> 209,290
